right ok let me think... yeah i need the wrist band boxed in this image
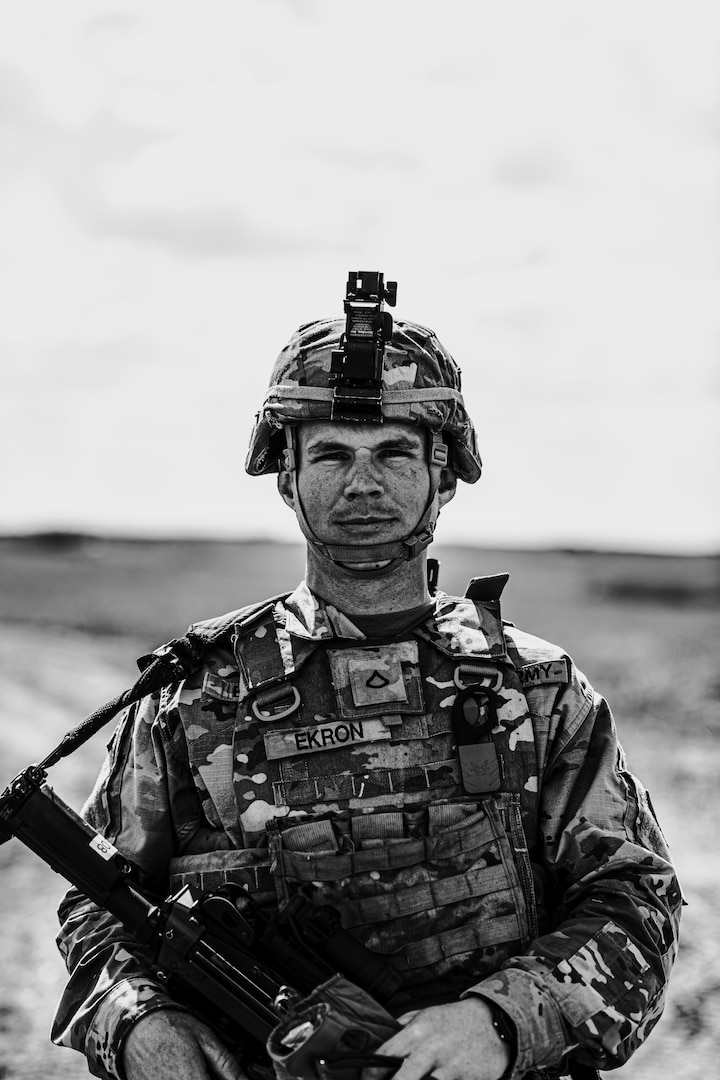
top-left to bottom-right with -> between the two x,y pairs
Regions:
482,999 -> 517,1080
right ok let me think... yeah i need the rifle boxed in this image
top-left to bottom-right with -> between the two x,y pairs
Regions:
0,764 -> 405,1080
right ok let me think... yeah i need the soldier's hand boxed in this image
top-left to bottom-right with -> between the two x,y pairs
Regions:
364,998 -> 512,1080
122,1010 -> 247,1080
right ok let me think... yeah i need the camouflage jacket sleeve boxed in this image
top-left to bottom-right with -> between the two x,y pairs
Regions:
50,688 -> 226,1080
466,650 -> 683,1078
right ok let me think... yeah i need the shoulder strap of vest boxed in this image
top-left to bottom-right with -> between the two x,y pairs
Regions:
233,598 -> 323,716
185,592 -> 291,648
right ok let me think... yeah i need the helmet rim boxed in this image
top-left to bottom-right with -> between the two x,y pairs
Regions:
245,317 -> 482,483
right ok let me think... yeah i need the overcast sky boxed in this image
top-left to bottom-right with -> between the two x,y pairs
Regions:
0,0 -> 718,553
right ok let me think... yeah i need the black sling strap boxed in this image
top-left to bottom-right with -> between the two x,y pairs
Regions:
38,593 -> 294,771
39,630 -> 212,770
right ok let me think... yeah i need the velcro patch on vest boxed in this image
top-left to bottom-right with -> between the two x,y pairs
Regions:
519,658 -> 570,687
263,718 -> 391,760
202,672 -> 242,702
328,641 -> 424,719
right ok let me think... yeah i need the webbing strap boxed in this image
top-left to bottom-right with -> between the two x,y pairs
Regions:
241,608 -> 298,695
386,916 -> 522,969
427,803 -> 480,832
280,819 -> 338,854
351,812 -> 404,844
339,864 -> 511,928
267,385 -> 465,407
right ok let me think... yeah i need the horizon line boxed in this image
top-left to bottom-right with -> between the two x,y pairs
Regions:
0,530 -> 717,561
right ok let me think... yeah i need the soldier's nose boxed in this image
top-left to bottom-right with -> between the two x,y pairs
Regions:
344,464 -> 383,497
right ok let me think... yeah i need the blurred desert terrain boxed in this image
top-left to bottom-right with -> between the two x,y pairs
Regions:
0,536 -> 718,1079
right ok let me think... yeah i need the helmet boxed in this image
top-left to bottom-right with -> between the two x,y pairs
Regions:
244,292 -> 481,572
245,318 -> 482,483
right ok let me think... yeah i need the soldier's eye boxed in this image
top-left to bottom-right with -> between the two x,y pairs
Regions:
315,451 -> 348,462
380,447 -> 416,460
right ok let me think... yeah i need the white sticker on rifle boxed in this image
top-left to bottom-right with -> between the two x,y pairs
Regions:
90,834 -> 118,861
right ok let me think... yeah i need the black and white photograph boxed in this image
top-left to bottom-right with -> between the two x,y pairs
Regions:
0,4 -> 718,1080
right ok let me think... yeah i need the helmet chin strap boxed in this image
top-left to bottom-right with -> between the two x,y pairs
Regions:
283,427 -> 448,575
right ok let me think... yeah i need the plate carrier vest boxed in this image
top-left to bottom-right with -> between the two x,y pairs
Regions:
153,575 -> 571,1006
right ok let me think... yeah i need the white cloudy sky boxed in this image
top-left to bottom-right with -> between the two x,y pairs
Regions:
0,0 -> 718,553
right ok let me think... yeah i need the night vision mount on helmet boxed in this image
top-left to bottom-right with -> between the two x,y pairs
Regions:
329,270 -> 397,423
245,271 -> 482,572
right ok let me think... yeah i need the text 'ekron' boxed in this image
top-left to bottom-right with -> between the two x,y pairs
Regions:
263,717 -> 392,760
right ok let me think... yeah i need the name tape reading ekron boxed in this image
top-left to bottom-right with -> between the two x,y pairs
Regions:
264,718 -> 391,760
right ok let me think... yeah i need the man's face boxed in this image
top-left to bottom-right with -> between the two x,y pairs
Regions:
286,420 -> 432,547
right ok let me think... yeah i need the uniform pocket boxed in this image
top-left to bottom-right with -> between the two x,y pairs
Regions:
621,769 -> 672,861
276,799 -> 532,987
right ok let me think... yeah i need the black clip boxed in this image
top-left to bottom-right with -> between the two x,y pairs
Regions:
403,527 -> 435,559
426,558 -> 440,595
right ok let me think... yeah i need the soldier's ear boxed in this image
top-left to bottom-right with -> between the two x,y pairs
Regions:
277,469 -> 296,510
437,465 -> 457,509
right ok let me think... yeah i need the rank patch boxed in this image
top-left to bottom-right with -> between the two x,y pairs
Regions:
349,656 -> 406,707
328,642 -> 424,719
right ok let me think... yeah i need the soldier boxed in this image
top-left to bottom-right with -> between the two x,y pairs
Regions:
52,273 -> 681,1080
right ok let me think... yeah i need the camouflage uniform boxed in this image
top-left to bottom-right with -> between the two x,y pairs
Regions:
52,580 -> 681,1080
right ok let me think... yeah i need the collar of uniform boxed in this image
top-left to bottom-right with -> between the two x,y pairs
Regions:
282,581 -> 367,641
280,582 -> 507,659
416,590 -> 508,660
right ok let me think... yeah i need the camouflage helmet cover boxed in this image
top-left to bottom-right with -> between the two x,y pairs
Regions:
245,318 -> 482,482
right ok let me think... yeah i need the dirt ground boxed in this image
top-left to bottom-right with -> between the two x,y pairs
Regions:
0,539 -> 718,1079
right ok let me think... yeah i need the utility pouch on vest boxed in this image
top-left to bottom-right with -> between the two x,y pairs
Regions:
267,974 -> 401,1080
452,663 -> 503,794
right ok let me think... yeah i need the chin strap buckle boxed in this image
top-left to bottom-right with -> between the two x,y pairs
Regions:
403,527 -> 435,559
430,439 -> 448,467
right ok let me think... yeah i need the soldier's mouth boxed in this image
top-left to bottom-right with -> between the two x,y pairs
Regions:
340,517 -> 395,525
336,518 -> 398,531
